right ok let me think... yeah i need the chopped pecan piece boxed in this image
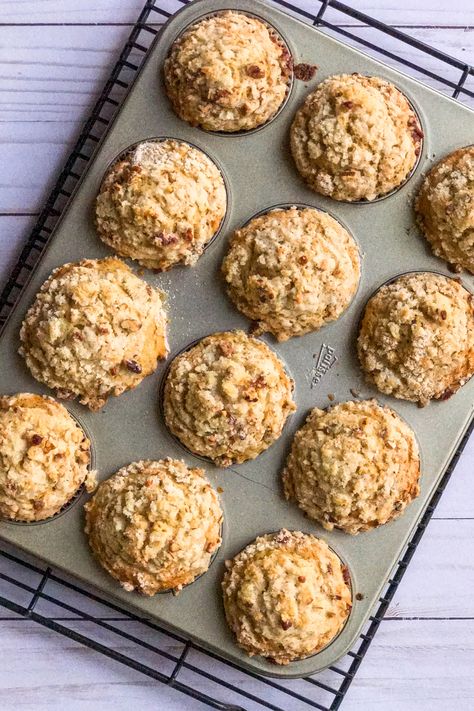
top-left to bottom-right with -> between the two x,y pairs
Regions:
56,389 -> 75,401
246,64 -> 265,79
294,62 -> 317,81
218,341 -> 234,357
123,359 -> 142,374
155,231 -> 179,246
251,375 -> 266,389
213,88 -> 231,102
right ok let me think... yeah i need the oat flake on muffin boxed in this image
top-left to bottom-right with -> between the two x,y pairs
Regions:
19,257 -> 168,411
222,529 -> 351,664
164,11 -> 292,132
290,73 -> 422,201
222,206 -> 360,341
95,139 -> 227,272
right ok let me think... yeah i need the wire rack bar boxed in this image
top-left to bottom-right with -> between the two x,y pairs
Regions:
1,0 -> 473,709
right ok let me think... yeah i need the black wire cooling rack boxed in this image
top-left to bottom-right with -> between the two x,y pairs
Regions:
1,1 -> 473,709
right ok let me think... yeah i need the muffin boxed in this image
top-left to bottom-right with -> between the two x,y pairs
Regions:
0,393 -> 95,522
283,400 -> 420,534
222,529 -> 351,664
415,146 -> 474,273
85,459 -> 223,595
19,257 -> 168,411
163,331 -> 296,467
222,206 -> 360,341
95,139 -> 227,271
357,272 -> 474,405
290,73 -> 423,201
164,11 -> 292,132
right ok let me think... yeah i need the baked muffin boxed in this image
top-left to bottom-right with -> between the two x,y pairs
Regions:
85,459 -> 222,595
415,146 -> 474,273
0,393 -> 95,522
163,331 -> 296,467
222,529 -> 351,664
19,257 -> 168,411
283,400 -> 420,535
95,139 -> 227,271
222,206 -> 360,341
357,272 -> 474,405
290,73 -> 423,201
164,11 -> 292,132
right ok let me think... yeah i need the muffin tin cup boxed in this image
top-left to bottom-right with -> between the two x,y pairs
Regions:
96,135 -> 232,265
317,81 -> 425,205
225,529 -> 355,663
164,9 -> 295,137
356,268 -> 474,404
0,0 -> 473,680
158,329 -> 297,466
0,408 -> 94,526
226,201 -> 363,332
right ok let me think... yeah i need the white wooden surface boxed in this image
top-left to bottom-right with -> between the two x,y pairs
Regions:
0,1 -> 473,709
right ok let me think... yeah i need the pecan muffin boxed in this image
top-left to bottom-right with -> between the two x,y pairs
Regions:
222,206 -> 360,341
0,393 -> 95,522
19,258 -> 168,410
85,459 -> 223,595
95,140 -> 227,272
283,400 -> 420,534
357,272 -> 474,405
164,11 -> 292,132
163,331 -> 296,467
222,530 -> 351,664
415,146 -> 474,273
290,73 -> 423,201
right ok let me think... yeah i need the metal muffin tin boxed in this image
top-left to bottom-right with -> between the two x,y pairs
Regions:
0,0 -> 473,679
